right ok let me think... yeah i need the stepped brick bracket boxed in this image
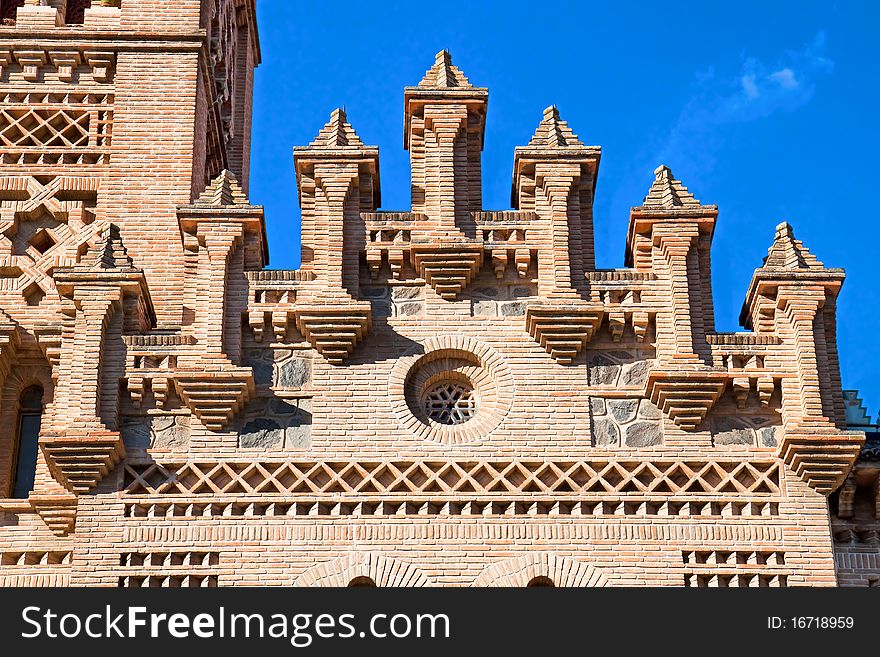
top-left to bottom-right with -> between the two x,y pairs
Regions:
742,222 -> 864,493
779,427 -> 865,495
29,492 -> 78,537
40,430 -> 125,494
410,242 -> 484,300
645,368 -> 729,430
172,365 -> 255,431
293,300 -> 372,365
526,303 -> 603,365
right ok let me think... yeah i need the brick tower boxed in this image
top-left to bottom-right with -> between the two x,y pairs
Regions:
0,4 -> 871,588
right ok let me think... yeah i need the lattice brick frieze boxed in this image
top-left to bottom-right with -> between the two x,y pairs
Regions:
1,550 -> 72,566
116,550 -> 220,587
682,550 -> 789,587
119,551 -> 219,568
123,497 -> 780,519
0,93 -> 113,165
118,575 -> 218,588
122,458 -> 782,498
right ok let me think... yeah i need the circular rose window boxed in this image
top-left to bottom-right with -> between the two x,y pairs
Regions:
423,380 -> 477,425
388,336 -> 515,444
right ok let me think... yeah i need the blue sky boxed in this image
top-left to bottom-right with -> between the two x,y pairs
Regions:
249,1 -> 879,419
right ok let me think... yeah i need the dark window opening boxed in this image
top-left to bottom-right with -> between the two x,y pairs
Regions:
1,1 -> 25,25
527,576 -> 555,588
23,282 -> 45,307
65,0 -> 92,24
12,386 -> 43,499
347,576 -> 377,587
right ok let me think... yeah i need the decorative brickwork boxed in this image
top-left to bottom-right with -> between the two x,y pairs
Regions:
0,5 -> 865,587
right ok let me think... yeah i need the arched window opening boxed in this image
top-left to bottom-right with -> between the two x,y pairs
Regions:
527,576 -> 555,588
12,386 -> 43,499
347,576 -> 377,588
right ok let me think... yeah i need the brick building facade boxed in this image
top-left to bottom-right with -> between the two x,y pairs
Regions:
0,1 -> 874,587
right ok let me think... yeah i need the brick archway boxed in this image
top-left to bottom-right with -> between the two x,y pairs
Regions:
473,553 -> 611,587
294,553 -> 434,587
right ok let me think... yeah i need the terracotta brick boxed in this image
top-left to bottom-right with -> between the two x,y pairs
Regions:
0,6 -> 871,588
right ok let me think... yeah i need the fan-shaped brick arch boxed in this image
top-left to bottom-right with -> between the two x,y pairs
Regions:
294,553 -> 434,588
473,553 -> 611,587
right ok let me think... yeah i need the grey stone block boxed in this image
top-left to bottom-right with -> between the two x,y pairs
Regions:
397,301 -> 425,316
277,357 -> 310,388
240,418 -> 283,448
589,355 -> 620,386
499,300 -> 528,317
152,416 -> 190,449
638,399 -> 662,419
715,428 -> 756,446
472,300 -> 497,316
759,426 -> 779,448
120,420 -> 151,450
624,421 -> 662,447
590,397 -> 606,416
608,399 -> 639,423
285,425 -> 311,448
621,360 -> 649,387
250,360 -> 273,387
392,285 -> 423,300
593,417 -> 619,446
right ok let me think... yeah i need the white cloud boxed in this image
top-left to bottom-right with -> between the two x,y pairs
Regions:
769,68 -> 798,89
741,74 -> 760,99
651,32 -> 833,175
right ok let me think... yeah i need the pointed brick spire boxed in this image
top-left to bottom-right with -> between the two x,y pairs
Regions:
417,50 -> 473,89
527,106 -> 584,148
196,169 -> 249,206
307,108 -> 365,148
89,223 -> 135,270
642,165 -> 701,208
761,221 -> 824,270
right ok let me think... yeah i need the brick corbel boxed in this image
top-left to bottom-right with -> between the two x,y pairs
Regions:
48,50 -> 81,83
14,49 -> 47,82
0,51 -> 13,78
83,50 -> 115,83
